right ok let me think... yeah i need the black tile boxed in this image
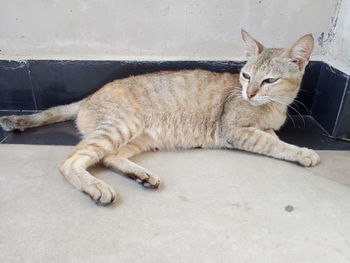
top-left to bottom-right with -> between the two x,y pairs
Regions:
277,115 -> 350,150
29,60 -> 124,110
333,76 -> 350,137
291,61 -> 322,115
0,61 -> 35,110
311,63 -> 349,136
0,126 -> 9,142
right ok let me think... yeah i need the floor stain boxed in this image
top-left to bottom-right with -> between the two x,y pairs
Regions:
227,202 -> 252,211
228,202 -> 242,208
178,195 -> 189,202
285,205 -> 294,212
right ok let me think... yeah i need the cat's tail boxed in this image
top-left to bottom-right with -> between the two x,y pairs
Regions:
0,99 -> 84,132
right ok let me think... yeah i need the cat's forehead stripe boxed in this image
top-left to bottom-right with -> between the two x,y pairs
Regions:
245,48 -> 293,76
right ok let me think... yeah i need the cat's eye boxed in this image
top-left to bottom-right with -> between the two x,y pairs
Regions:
263,78 -> 279,84
242,72 -> 251,80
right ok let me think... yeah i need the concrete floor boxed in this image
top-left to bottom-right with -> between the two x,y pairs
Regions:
0,144 -> 349,263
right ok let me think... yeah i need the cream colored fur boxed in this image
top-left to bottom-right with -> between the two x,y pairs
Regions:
0,30 -> 320,205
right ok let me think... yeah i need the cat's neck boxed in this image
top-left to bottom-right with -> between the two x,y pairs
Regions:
267,100 -> 288,115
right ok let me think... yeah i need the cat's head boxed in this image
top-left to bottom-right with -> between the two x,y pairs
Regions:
239,30 -> 314,106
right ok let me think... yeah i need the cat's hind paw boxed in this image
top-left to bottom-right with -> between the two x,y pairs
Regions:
127,171 -> 161,189
82,180 -> 117,206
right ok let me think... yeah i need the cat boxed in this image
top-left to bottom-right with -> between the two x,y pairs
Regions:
0,30 -> 320,206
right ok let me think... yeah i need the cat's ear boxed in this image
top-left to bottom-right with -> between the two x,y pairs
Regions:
241,29 -> 264,58
285,34 -> 314,70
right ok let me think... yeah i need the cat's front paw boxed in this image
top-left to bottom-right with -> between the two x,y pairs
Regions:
296,148 -> 320,167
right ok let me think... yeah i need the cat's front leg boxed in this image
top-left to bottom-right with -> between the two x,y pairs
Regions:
265,128 -> 278,138
223,127 -> 320,167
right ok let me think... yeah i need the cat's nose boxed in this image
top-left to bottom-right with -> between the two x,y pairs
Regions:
247,91 -> 257,99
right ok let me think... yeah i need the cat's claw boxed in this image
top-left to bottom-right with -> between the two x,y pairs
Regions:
296,148 -> 320,167
83,180 -> 117,206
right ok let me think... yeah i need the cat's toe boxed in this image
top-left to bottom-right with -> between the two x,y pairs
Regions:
83,180 -> 117,206
133,172 -> 161,189
142,173 -> 161,189
297,148 -> 320,167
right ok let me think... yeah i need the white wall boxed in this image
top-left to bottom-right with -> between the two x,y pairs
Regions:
322,0 -> 350,73
0,0 -> 346,66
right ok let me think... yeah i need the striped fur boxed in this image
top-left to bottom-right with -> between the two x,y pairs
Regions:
0,31 -> 320,205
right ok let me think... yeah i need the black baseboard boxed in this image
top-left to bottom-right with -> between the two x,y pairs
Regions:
0,60 -> 349,138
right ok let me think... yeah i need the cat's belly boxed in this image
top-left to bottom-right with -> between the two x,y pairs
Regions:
145,122 -> 220,150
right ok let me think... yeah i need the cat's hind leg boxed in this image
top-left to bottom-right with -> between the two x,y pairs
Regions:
102,134 -> 161,189
59,119 -> 143,205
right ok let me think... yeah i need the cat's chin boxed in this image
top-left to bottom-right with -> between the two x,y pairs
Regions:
249,101 -> 266,106
246,98 -> 269,106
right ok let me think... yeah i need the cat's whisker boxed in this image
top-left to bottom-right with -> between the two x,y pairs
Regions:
287,104 -> 306,128
294,98 -> 314,114
287,112 -> 296,128
268,98 -> 296,127
268,97 -> 305,128
271,95 -> 313,115
293,100 -> 313,114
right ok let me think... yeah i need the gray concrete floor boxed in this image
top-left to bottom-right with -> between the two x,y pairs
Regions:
0,144 -> 350,263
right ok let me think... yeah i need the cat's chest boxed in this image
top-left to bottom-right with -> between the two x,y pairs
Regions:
224,100 -> 287,131
245,104 -> 287,130
257,110 -> 287,130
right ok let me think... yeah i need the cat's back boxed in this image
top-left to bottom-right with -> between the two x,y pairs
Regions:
96,69 -> 237,111
120,69 -> 235,93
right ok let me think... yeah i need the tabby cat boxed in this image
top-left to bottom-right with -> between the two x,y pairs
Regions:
0,30 -> 320,206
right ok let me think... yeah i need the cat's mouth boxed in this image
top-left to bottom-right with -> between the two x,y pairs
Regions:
242,91 -> 270,106
247,97 -> 270,106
